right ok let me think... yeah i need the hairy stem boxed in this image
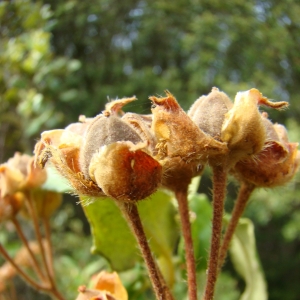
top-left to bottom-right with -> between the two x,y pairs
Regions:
218,182 -> 255,271
176,189 -> 198,300
203,166 -> 227,300
117,201 -> 171,300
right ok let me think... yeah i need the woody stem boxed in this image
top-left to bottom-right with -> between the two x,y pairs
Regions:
218,182 -> 255,271
117,201 -> 170,300
203,166 -> 227,300
176,189 -> 198,300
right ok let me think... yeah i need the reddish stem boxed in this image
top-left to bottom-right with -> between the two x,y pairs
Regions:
176,189 -> 198,300
117,201 -> 171,300
203,166 -> 227,300
218,182 -> 255,271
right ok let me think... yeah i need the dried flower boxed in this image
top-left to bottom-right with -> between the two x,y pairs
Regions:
0,153 -> 47,198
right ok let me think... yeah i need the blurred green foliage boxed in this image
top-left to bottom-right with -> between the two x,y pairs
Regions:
1,0 -> 300,299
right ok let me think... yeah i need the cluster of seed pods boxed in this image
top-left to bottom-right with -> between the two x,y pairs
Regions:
35,88 -> 298,199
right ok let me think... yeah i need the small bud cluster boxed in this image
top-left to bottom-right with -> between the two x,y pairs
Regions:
35,88 -> 299,202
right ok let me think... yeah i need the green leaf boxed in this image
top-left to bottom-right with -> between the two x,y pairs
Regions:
81,190 -> 178,277
138,190 -> 178,286
82,197 -> 137,271
229,218 -> 268,300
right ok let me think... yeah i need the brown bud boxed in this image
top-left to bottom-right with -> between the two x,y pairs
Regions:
89,141 -> 162,202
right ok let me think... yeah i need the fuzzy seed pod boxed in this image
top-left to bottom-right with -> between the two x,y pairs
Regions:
233,121 -> 299,187
80,115 -> 143,180
188,87 -> 233,141
89,141 -> 162,202
149,91 -> 228,191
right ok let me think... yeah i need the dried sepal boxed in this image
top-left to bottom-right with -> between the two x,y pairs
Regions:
149,91 -> 227,190
122,113 -> 157,155
103,96 -> 137,116
89,141 -> 162,202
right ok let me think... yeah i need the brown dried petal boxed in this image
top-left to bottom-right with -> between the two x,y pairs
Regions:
76,286 -> 118,300
89,141 -> 162,202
